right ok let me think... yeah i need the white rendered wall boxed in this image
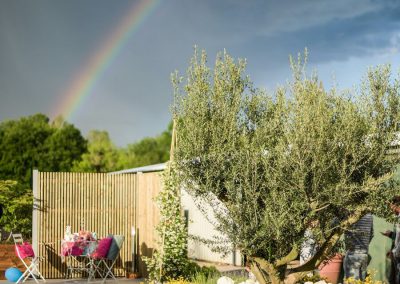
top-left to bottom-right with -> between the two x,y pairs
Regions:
181,189 -> 241,266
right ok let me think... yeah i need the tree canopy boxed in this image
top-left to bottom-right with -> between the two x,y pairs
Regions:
74,123 -> 172,172
172,49 -> 400,284
0,113 -> 172,235
73,130 -> 119,172
0,114 -> 87,235
118,122 -> 172,169
0,114 -> 87,185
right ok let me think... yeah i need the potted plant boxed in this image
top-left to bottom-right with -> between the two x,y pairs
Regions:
318,240 -> 345,284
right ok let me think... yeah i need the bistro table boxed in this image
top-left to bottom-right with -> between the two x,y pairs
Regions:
61,240 -> 98,279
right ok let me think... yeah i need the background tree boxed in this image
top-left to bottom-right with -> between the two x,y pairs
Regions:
73,130 -> 119,172
172,49 -> 400,284
0,114 -> 87,235
0,113 -> 87,185
118,122 -> 172,169
0,114 -> 52,185
44,120 -> 88,172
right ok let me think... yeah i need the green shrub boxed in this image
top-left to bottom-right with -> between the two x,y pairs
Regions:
143,164 -> 190,282
0,180 -> 32,237
296,274 -> 328,284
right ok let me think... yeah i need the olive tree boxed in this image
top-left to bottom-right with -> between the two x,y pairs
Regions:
171,49 -> 400,284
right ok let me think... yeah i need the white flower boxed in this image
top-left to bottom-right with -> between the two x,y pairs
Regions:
217,276 -> 234,284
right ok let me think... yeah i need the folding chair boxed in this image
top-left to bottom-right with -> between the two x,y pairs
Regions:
86,237 -> 113,282
12,233 -> 46,284
100,235 -> 124,283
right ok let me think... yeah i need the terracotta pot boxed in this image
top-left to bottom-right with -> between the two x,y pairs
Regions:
319,254 -> 343,284
126,272 -> 140,279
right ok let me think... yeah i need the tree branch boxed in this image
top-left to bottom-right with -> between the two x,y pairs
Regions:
274,245 -> 298,267
290,208 -> 366,273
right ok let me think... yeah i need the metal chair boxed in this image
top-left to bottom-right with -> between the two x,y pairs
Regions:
86,237 -> 112,282
89,235 -> 124,283
102,235 -> 124,283
12,233 -> 46,284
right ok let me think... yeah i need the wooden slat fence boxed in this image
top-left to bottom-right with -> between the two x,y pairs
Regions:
32,170 -> 161,279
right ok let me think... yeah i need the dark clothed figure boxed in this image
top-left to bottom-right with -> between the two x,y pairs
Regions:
344,213 -> 373,280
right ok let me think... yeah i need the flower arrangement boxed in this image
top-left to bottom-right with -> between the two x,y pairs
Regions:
61,226 -> 98,256
78,229 -> 95,241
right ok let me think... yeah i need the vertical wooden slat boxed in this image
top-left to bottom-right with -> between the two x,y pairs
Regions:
123,174 -> 128,275
38,172 -> 43,274
52,172 -> 56,279
134,173 -> 137,273
47,172 -> 51,279
88,172 -> 92,232
59,172 -> 64,278
97,173 -> 100,235
47,172 -> 52,278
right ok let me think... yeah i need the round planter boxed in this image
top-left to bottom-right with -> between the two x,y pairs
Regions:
319,254 -> 343,284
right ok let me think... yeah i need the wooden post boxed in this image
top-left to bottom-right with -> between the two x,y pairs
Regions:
32,169 -> 39,255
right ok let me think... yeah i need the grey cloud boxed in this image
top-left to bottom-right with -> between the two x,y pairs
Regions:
1,0 -> 400,146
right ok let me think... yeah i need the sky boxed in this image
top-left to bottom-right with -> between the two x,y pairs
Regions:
0,0 -> 400,147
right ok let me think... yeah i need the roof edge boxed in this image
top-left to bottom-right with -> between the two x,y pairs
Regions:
109,162 -> 167,174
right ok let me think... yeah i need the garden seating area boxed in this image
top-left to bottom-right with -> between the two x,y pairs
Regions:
2,230 -> 126,284
61,231 -> 124,283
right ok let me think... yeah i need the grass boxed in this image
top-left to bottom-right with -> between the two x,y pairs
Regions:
164,272 -> 248,284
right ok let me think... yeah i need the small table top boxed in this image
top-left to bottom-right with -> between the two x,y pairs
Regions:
61,240 -> 98,256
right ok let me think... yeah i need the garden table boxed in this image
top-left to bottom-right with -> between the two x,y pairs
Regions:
61,240 -> 97,279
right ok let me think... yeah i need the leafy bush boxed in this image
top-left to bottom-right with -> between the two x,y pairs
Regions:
143,164 -> 190,282
166,266 -> 245,284
296,274 -> 328,283
166,276 -> 191,284
0,180 -> 32,236
345,271 -> 382,284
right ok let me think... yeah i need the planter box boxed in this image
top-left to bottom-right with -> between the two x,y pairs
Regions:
0,244 -> 24,280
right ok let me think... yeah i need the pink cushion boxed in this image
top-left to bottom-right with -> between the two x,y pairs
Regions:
61,242 -> 84,256
92,237 -> 112,259
15,242 -> 35,258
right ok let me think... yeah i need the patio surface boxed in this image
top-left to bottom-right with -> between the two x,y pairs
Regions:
0,279 -> 144,284
0,261 -> 246,283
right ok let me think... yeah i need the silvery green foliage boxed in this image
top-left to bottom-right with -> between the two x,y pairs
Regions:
172,48 -> 400,282
143,163 -> 189,282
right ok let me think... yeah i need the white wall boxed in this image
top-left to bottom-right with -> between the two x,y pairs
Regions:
181,189 -> 241,266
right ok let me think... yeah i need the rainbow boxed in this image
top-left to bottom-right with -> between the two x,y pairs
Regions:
51,0 -> 160,121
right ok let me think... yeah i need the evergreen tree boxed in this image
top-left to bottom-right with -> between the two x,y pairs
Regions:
73,130 -> 119,172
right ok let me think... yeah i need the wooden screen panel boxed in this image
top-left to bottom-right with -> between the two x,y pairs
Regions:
33,171 -> 150,278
